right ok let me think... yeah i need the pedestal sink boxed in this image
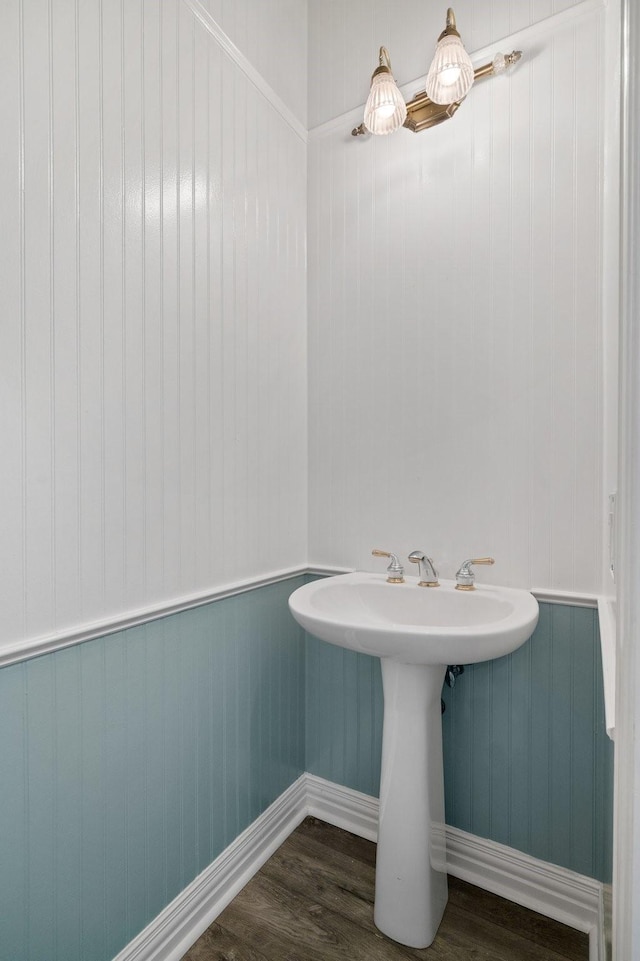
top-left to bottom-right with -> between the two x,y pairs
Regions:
288,572 -> 539,948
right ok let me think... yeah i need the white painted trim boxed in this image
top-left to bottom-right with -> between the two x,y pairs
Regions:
446,827 -> 604,961
181,0 -> 307,144
112,775 -> 309,961
598,0 -> 621,754
598,597 -> 617,740
306,564 -> 354,577
309,0 -> 608,141
304,773 -> 379,842
532,589 -> 599,608
614,0 -> 640,955
114,773 -> 604,961
0,566 -> 309,670
601,0 -> 622,606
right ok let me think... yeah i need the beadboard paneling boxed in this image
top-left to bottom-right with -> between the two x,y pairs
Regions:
442,603 -> 614,884
0,0 -> 307,657
307,1 -> 607,596
305,602 -> 614,884
0,577 -> 306,961
305,634 -> 384,800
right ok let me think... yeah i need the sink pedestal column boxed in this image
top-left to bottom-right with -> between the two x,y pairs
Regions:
374,659 -> 448,948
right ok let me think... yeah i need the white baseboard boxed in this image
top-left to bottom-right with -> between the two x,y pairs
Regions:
115,773 -> 605,961
112,775 -> 309,961
445,826 -> 604,961
304,773 -> 379,841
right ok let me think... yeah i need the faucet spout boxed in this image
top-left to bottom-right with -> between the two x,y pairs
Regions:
408,551 -> 440,587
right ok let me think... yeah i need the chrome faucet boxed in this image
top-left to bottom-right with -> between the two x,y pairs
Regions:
408,551 -> 440,587
372,549 -> 405,583
455,557 -> 495,590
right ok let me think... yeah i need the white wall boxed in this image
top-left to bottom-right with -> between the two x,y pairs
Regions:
307,0 -> 610,595
0,0 -> 308,655
0,0 -> 614,653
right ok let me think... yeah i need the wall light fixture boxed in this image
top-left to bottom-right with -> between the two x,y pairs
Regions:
353,7 -> 521,137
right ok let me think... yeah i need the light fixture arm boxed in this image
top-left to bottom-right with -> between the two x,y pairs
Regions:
371,46 -> 393,80
441,7 -> 460,39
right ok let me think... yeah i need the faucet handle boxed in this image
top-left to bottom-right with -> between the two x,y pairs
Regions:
455,557 -> 495,591
372,549 -> 405,583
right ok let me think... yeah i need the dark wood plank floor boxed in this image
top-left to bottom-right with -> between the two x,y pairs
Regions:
182,818 -> 589,961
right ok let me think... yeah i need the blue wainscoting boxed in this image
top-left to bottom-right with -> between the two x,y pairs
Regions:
0,582 -> 614,961
305,602 -> 614,884
0,577 -> 306,961
442,603 -> 613,883
305,635 -> 384,799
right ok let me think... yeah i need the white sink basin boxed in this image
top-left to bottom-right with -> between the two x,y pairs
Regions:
289,570 -> 539,949
289,571 -> 539,665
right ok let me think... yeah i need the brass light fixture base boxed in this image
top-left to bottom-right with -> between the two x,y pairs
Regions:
402,95 -> 461,133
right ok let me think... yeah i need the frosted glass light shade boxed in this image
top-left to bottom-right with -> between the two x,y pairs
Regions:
363,71 -> 408,135
425,34 -> 474,105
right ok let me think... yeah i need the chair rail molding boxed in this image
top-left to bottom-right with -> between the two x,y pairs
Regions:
0,564 -> 605,670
